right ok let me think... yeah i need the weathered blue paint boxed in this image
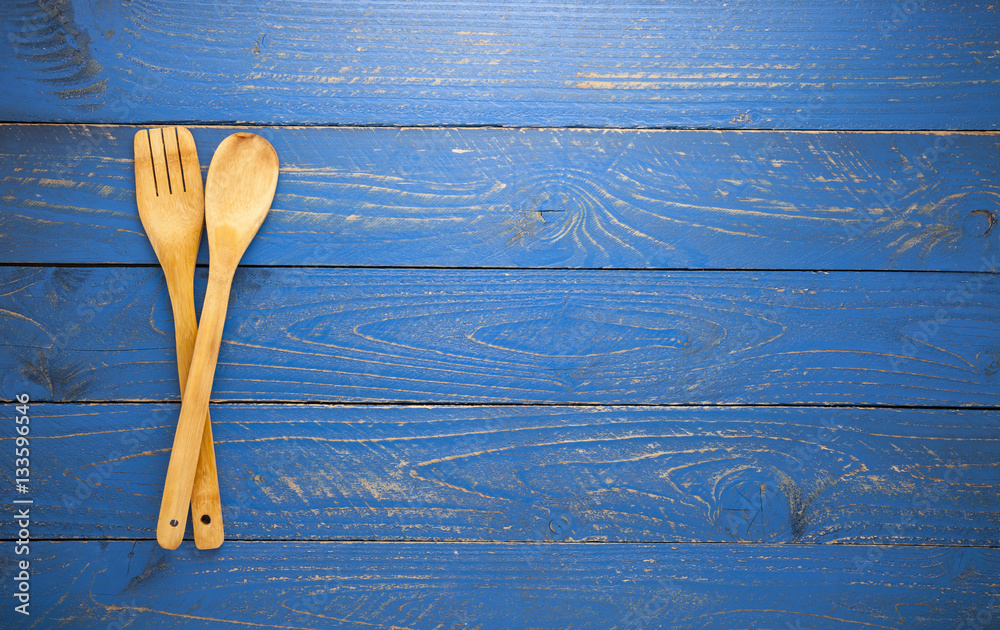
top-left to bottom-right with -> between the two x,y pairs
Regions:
2,125 -> 999,271
7,403 -> 997,546
1,1 -> 999,128
1,266 -> 997,406
12,540 -> 1000,629
2,1 -> 999,626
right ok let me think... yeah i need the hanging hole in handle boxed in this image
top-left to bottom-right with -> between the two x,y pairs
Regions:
169,519 -> 179,527
200,514 -> 212,525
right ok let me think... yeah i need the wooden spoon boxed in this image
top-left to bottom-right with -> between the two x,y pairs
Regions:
157,132 -> 279,550
134,126 -> 224,549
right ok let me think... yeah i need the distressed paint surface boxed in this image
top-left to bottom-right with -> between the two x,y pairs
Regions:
1,266 -> 997,406
4,403 -> 997,545
2,1 -> 1000,625
1,1 -> 999,128
8,541 -> 1000,630
2,125 -> 1000,270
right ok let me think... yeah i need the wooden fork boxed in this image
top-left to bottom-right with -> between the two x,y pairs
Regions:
134,126 -> 225,549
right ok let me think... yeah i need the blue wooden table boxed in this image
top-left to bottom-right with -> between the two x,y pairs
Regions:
2,2 -> 999,628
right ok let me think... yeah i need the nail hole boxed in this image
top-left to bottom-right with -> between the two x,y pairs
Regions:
169,519 -> 179,527
200,514 -> 212,525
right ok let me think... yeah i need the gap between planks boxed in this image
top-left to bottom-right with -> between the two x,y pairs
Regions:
2,262 -> 1000,275
25,400 -> 1000,411
4,121 -> 1000,133
6,538 -> 1000,549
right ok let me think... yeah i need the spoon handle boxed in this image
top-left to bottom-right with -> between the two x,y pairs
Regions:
157,267 -> 233,550
163,262 -> 226,549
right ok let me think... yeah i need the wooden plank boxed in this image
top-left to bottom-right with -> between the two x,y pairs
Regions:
1,266 -> 998,406
3,125 -> 1000,271
2,1 -> 999,128
9,403 -> 998,545
12,540 -> 1000,629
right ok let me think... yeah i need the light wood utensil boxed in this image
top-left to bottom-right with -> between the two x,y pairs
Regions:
156,132 -> 279,550
134,126 -> 224,549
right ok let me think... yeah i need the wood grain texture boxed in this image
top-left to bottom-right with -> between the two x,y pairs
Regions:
4,2 -> 999,626
2,266 -> 997,406
133,126 -> 225,549
10,540 -> 999,629
155,130 -> 278,550
3,124 -> 1000,271
2,1 -> 1000,128
9,403 -> 998,545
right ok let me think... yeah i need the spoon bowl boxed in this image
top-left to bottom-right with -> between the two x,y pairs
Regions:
205,133 -> 280,269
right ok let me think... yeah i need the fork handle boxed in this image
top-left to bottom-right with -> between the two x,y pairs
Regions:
158,267 -> 233,550
190,411 -> 224,548
164,261 -> 225,549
